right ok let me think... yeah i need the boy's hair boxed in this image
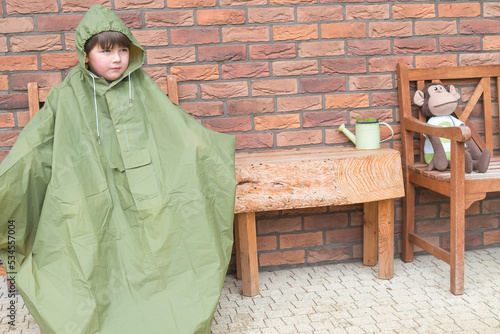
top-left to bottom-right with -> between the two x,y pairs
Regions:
84,31 -> 131,55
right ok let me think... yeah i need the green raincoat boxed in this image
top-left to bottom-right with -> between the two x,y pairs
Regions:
0,5 -> 236,333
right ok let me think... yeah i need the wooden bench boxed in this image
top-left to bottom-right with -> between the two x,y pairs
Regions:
397,63 -> 500,294
233,147 -> 405,296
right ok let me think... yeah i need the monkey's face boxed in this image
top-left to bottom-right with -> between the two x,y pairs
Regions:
426,84 -> 459,116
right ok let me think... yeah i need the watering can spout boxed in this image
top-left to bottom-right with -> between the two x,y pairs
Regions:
338,123 -> 356,145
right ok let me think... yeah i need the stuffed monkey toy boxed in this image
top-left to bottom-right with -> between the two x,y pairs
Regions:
413,83 -> 490,173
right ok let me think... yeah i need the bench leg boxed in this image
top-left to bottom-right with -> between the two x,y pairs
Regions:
364,200 -> 394,279
235,212 -> 259,297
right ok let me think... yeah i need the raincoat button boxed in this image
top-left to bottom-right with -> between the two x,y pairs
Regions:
116,129 -> 120,133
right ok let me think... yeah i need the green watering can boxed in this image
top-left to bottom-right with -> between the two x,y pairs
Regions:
338,121 -> 394,150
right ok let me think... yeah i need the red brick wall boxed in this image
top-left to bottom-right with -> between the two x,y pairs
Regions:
2,1 -> 500,271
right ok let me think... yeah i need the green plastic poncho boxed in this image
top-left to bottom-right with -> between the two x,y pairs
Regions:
0,4 -> 235,333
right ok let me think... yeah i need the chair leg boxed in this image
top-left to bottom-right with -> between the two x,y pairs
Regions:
402,181 -> 415,262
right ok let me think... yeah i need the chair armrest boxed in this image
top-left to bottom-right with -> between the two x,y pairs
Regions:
403,116 -> 471,142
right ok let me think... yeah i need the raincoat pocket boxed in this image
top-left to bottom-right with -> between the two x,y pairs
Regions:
110,149 -> 160,210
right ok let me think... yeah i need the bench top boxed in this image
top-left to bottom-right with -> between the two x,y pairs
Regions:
235,147 -> 404,214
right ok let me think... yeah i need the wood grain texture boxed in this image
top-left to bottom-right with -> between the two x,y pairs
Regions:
235,147 -> 404,214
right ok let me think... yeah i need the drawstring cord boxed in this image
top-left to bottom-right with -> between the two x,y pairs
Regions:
90,73 -> 101,144
128,72 -> 132,106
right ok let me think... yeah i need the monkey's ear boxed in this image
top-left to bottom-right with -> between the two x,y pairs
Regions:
449,85 -> 460,100
414,90 -> 425,106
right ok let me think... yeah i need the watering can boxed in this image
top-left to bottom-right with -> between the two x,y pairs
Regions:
338,121 -> 394,150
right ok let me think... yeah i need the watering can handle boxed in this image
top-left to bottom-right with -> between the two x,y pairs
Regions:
379,122 -> 394,143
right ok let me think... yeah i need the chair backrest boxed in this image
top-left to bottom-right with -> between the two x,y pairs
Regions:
27,74 -> 179,120
397,63 -> 500,163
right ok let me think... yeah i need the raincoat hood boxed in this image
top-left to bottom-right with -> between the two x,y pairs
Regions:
0,4 -> 236,334
75,4 -> 144,84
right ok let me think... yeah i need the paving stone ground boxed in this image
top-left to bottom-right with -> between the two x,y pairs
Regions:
1,246 -> 500,333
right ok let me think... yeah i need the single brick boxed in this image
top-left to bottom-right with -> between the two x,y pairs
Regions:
325,227 -> 362,244
270,0 -> 315,4
222,62 -> 269,79
37,15 -> 83,32
167,0 -> 215,8
222,27 -> 270,42
0,18 -> 34,34
484,36 -> 500,50
280,232 -> 323,249
197,9 -> 245,25
249,43 -> 296,60
415,55 -> 457,68
177,84 -> 198,100
300,77 -> 346,93
0,130 -> 22,146
372,92 -> 399,107
325,94 -> 369,109
483,199 -> 500,213
132,30 -> 169,47
259,250 -> 305,267
117,13 -> 142,29
277,96 -> 322,112
257,217 -> 302,235
348,40 -> 391,56
205,117 -> 252,133
459,53 -> 500,66
298,41 -> 344,58
16,111 -> 30,127
304,213 -> 348,230
235,133 -> 274,150
276,130 -> 322,147
415,21 -> 457,36
303,111 -> 345,128
349,74 -> 392,91
10,35 -> 62,52
201,81 -> 248,99
370,22 -> 412,38
416,220 -> 449,235
369,56 -> 413,72
392,4 -> 435,19
484,230 -> 500,245
297,6 -> 342,22
228,98 -> 274,115
7,0 -> 57,14
251,78 -> 297,96
254,114 -> 301,131
346,4 -> 389,20
115,0 -> 163,9
0,38 -> 6,53
60,0 -> 111,12
0,56 -> 37,71
198,45 -> 246,62
460,19 -> 500,34
41,53 -> 78,70
439,3 -> 481,18
394,39 -> 437,54
322,22 -> 366,39
0,113 -> 15,128
440,37 -> 481,52
145,67 -> 167,82
484,2 -> 500,17
322,58 -> 366,74
0,76 -> 8,91
170,65 -> 219,81
147,48 -> 196,64
442,233 -> 481,249
257,236 -> 277,252
171,28 -> 219,45
180,101 -> 223,117
11,72 -> 62,91
325,129 -> 351,145
272,60 -> 318,76
64,33 -> 76,50
145,10 -> 194,27
248,7 -> 294,23
307,246 -> 350,264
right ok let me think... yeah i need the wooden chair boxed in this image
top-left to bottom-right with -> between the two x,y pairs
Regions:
397,63 -> 500,295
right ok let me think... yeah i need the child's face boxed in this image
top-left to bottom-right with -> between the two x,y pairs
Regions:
85,44 -> 129,82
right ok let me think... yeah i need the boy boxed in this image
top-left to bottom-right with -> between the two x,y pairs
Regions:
0,5 -> 236,334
